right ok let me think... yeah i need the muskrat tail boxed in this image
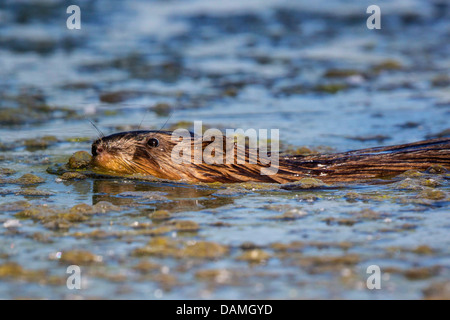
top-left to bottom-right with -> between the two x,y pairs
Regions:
283,138 -> 450,183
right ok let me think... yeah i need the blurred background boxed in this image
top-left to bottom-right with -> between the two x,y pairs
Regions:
1,0 -> 449,148
0,0 -> 449,300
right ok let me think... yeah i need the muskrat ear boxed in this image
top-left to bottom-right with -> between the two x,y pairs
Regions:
147,138 -> 159,148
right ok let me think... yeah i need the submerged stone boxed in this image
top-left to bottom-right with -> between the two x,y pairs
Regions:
133,260 -> 161,274
297,254 -> 360,273
58,250 -> 103,265
392,178 -> 423,190
173,220 -> 200,232
314,83 -> 348,94
99,90 -> 137,103
60,172 -> 87,180
418,188 -> 446,200
182,241 -> 228,259
372,59 -> 403,72
0,262 -> 46,282
236,249 -> 271,263
426,165 -> 448,174
69,203 -> 95,215
149,210 -> 171,221
281,178 -> 327,190
68,151 -> 92,169
328,217 -> 359,226
324,69 -> 362,78
131,237 -> 179,258
267,208 -> 308,220
403,266 -> 441,280
195,269 -> 234,284
411,245 -> 435,255
14,174 -> 45,185
399,170 -> 424,178
23,136 -> 58,150
423,281 -> 450,300
117,191 -> 168,201
92,201 -> 120,213
15,188 -> 54,196
0,200 -> 32,211
0,168 -> 16,176
349,208 -> 387,220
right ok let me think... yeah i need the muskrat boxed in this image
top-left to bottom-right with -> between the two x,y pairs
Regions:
91,130 -> 450,184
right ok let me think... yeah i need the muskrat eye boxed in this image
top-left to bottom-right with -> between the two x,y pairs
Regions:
147,138 -> 159,148
92,144 -> 104,156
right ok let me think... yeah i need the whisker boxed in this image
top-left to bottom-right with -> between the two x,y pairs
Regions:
117,157 -> 137,173
87,118 -> 105,138
155,112 -> 173,134
138,108 -> 150,131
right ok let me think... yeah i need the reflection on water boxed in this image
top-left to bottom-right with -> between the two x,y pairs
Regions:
92,179 -> 234,210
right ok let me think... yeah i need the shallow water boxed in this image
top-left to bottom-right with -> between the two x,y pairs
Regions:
0,0 -> 449,299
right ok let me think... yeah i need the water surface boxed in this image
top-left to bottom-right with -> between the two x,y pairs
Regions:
0,0 -> 449,299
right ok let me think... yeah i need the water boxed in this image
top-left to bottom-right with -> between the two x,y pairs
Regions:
0,0 -> 449,299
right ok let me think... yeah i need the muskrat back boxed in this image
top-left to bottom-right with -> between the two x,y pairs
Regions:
91,131 -> 450,184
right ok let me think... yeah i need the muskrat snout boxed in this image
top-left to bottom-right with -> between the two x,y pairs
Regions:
89,131 -> 169,176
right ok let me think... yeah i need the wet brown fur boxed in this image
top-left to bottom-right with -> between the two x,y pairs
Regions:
91,131 -> 450,184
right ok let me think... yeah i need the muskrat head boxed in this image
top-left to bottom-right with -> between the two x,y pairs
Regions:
91,131 -> 181,179
91,129 -> 283,183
